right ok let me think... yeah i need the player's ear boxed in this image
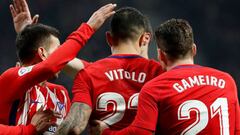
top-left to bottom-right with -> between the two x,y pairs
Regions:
139,32 -> 151,47
106,31 -> 113,47
192,43 -> 197,56
37,47 -> 48,61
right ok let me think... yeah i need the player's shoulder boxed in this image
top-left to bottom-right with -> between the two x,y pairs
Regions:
0,67 -> 19,78
202,66 -> 234,80
74,68 -> 92,84
81,57 -> 121,75
139,58 -> 161,67
83,57 -> 111,70
2,66 -> 35,77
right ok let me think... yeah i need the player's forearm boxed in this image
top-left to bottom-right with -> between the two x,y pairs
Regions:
45,23 -> 94,74
0,124 -> 36,135
102,126 -> 153,135
55,102 -> 92,135
63,58 -> 85,79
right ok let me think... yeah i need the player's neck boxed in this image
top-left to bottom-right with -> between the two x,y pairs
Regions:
111,42 -> 140,55
166,58 -> 194,71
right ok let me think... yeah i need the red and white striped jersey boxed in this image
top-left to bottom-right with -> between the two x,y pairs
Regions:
16,82 -> 70,134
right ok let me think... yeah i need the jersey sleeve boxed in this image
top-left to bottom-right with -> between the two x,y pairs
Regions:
0,124 -> 36,135
72,70 -> 93,108
3,23 -> 94,97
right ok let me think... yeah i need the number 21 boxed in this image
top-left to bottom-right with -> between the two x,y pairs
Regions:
178,98 -> 229,135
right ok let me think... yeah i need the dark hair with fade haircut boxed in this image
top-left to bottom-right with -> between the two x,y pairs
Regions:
16,23 -> 60,64
155,18 -> 194,60
110,7 -> 151,41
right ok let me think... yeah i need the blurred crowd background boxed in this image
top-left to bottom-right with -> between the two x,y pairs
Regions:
0,0 -> 239,100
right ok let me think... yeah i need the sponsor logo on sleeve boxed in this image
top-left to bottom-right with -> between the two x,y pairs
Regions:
18,66 -> 34,76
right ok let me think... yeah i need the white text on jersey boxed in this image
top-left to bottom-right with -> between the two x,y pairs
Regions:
105,69 -> 146,83
173,75 -> 226,92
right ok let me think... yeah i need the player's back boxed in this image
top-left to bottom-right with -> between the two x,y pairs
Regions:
82,54 -> 163,129
146,64 -> 239,135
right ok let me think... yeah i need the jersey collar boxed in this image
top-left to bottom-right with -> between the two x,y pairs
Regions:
171,64 -> 202,70
108,54 -> 143,59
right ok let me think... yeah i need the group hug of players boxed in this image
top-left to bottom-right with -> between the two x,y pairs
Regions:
0,0 -> 239,134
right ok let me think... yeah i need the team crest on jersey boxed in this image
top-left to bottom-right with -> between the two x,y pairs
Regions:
57,102 -> 65,111
18,66 -> 34,76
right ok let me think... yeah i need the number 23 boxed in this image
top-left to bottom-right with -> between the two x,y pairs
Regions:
96,92 -> 139,125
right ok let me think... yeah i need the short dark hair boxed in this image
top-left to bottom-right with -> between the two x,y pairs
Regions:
155,19 -> 194,60
110,7 -> 151,41
16,23 -> 60,63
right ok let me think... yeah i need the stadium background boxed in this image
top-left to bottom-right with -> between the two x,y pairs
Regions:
0,1 -> 239,132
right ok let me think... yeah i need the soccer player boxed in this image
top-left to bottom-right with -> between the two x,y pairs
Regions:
55,7 -> 164,135
93,19 -> 240,135
0,2 -> 115,134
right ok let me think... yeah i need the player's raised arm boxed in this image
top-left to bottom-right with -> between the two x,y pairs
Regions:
9,0 -> 115,79
5,2 -> 116,94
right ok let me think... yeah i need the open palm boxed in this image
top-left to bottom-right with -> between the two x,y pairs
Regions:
10,0 -> 39,33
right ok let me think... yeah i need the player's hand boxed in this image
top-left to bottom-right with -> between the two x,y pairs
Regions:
9,0 -> 39,33
87,3 -> 117,31
30,107 -> 61,133
89,120 -> 109,135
